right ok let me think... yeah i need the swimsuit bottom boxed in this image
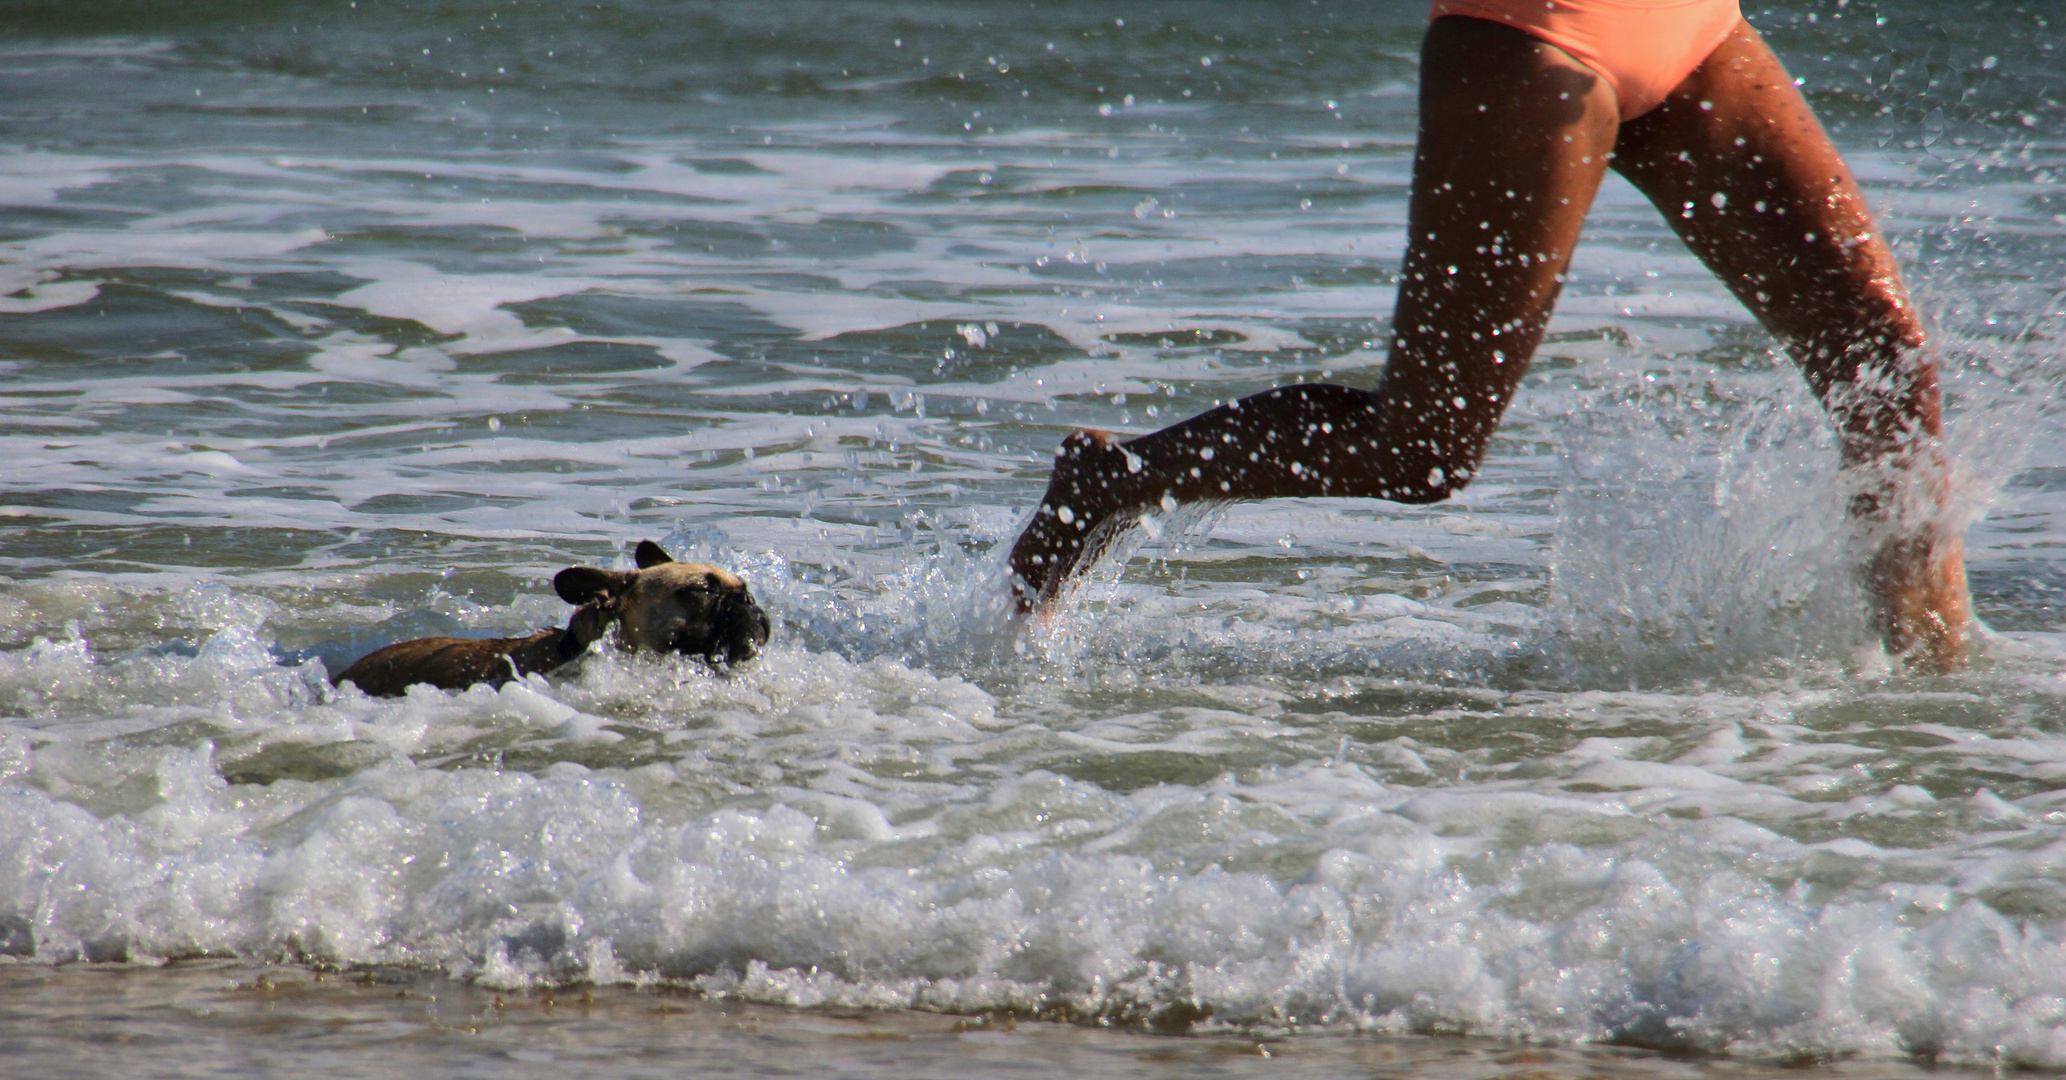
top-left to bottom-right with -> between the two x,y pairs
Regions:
1428,0 -> 1745,121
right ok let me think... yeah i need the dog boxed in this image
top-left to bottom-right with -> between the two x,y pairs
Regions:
332,540 -> 770,697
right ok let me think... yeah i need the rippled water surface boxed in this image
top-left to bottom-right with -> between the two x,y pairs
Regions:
3,0 -> 2066,1073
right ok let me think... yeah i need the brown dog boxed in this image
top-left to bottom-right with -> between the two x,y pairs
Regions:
333,540 -> 770,697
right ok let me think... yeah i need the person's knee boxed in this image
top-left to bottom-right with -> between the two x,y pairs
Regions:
1384,456 -> 1474,503
1368,418 -> 1483,504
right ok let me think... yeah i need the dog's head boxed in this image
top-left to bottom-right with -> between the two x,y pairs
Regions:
554,540 -> 770,666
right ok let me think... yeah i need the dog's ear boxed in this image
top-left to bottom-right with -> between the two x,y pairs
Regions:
634,540 -> 675,569
555,567 -> 637,606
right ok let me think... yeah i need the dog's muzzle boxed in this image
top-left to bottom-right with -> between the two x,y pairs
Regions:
701,588 -> 770,665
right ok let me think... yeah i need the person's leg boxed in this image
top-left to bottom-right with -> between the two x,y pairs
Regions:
1611,20 -> 1970,669
1007,17 -> 1620,606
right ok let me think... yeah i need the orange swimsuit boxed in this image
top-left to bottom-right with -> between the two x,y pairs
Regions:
1429,0 -> 1744,121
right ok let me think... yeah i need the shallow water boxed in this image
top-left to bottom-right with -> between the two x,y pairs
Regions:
3,0 -> 2066,1071
0,963 -> 2002,1080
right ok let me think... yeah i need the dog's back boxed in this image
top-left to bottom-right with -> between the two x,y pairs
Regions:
333,631 -> 557,697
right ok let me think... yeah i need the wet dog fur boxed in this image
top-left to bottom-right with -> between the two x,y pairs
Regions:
333,540 -> 769,697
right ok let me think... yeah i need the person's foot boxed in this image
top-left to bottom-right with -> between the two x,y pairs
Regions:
1869,531 -> 1972,673
1007,429 -> 1151,610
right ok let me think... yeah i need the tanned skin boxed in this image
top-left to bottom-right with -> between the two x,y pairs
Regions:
1008,18 -> 1970,671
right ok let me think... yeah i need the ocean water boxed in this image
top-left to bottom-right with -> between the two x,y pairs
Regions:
1,0 -> 2064,1073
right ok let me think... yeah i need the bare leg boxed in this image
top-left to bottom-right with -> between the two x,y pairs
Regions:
1007,18 -> 1970,671
1009,17 -> 1619,604
1611,20 -> 1970,670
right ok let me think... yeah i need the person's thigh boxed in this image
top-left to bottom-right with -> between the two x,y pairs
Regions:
1383,16 -> 1622,472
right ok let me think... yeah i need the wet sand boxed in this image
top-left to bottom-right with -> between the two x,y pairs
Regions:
0,964 -> 1994,1080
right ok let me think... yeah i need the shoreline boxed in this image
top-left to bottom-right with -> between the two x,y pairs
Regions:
0,961 -> 2004,1080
